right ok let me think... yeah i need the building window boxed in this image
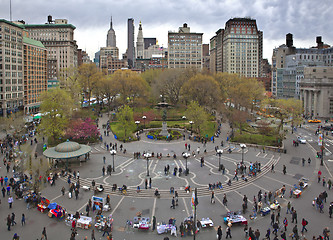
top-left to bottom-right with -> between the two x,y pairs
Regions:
330,99 -> 333,114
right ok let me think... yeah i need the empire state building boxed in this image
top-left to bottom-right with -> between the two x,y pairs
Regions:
106,16 -> 116,47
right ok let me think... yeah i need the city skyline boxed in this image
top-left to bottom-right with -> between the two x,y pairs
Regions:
1,0 -> 332,62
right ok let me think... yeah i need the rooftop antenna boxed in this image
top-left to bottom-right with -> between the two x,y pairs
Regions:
9,0 -> 12,21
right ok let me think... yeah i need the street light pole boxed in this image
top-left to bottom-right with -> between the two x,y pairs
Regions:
144,153 -> 151,176
142,116 -> 146,128
189,121 -> 193,135
216,149 -> 223,171
110,150 -> 116,172
240,144 -> 246,164
183,152 -> 190,176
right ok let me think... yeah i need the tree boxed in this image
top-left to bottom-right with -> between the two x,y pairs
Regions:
100,75 -> 118,113
141,69 -> 162,86
116,105 -> 136,140
229,109 -> 249,135
65,118 -> 100,143
181,74 -> 221,107
58,66 -> 81,105
185,101 -> 208,136
77,63 -> 100,106
112,70 -> 149,107
38,88 -> 74,144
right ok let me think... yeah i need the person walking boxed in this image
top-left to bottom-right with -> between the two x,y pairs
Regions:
271,212 -> 275,226
217,225 -> 222,240
301,218 -> 308,234
103,156 -> 106,164
265,228 -> 271,240
149,178 -> 152,189
8,195 -> 13,208
283,165 -> 287,175
226,226 -> 232,238
91,229 -> 96,240
308,157 -> 311,165
61,186 -> 65,196
292,210 -> 298,224
211,191 -> 215,204
102,166 -> 105,176
323,227 -> 330,240
6,214 -> 11,231
152,216 -> 156,231
41,227 -> 47,240
11,213 -> 16,226
287,201 -> 292,214
223,194 -> 228,206
21,213 -> 25,226
254,229 -> 260,240
170,197 -> 175,209
283,217 -> 288,231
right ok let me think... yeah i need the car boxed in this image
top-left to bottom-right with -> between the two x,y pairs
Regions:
297,136 -> 306,144
323,126 -> 333,131
308,119 -> 321,123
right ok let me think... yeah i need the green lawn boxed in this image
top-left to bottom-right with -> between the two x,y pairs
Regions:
231,132 -> 281,146
109,122 -> 137,140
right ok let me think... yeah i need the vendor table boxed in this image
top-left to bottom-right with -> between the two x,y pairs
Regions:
270,201 -> 280,210
200,218 -> 214,228
224,213 -> 247,225
77,216 -> 92,229
293,189 -> 302,198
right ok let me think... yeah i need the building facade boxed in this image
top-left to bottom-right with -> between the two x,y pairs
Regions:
210,18 -> 262,78
168,23 -> 203,69
23,37 -> 47,113
0,20 -> 25,116
23,17 -> 78,84
300,66 -> 333,118
136,21 -> 144,59
127,18 -> 135,69
99,46 -> 119,71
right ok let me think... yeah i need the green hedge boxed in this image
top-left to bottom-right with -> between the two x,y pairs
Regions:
231,132 -> 281,147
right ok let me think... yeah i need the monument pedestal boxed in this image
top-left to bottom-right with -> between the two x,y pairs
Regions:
160,122 -> 168,136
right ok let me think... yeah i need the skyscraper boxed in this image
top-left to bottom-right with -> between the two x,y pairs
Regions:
127,18 -> 135,68
168,23 -> 203,69
136,21 -> 144,59
210,18 -> 263,78
106,16 -> 116,47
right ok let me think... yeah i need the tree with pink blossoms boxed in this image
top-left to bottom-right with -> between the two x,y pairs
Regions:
65,118 -> 100,143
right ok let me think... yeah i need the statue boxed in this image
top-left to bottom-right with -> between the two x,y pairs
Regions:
162,109 -> 167,122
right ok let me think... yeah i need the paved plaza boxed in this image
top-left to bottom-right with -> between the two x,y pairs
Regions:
0,115 -> 332,240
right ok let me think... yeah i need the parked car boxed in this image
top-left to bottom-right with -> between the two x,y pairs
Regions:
297,136 -> 306,144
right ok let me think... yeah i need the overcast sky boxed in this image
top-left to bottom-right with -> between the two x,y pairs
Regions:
1,0 -> 333,63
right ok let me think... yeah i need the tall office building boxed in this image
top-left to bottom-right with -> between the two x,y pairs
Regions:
0,20 -> 25,116
23,16 -> 78,83
168,23 -> 203,69
210,18 -> 263,78
136,21 -> 144,59
23,37 -> 47,113
127,18 -> 135,68
106,16 -> 116,48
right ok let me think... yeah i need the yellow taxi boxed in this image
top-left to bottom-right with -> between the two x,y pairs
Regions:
308,119 -> 321,123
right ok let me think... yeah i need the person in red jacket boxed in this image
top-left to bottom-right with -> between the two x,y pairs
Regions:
301,218 -> 308,234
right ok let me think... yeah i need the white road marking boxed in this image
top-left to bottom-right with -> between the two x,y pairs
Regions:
182,197 -> 190,216
215,195 -> 230,212
151,198 -> 157,222
233,190 -> 253,204
263,175 -> 293,187
111,196 -> 125,215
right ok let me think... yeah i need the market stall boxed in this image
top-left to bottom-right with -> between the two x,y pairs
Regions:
260,207 -> 271,216
94,214 -> 113,231
37,197 -> 50,213
47,203 -> 66,219
223,211 -> 247,225
200,218 -> 214,228
270,200 -> 280,210
133,216 -> 150,230
293,189 -> 302,198
91,196 -> 105,212
157,218 -> 177,235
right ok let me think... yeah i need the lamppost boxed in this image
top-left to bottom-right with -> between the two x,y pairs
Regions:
182,116 -> 186,120
110,150 -> 116,172
240,144 -> 246,164
135,120 -> 140,130
193,187 -> 198,240
144,153 -> 152,176
142,116 -> 146,128
189,121 -> 194,135
216,149 -> 223,171
183,152 -> 190,176
319,132 -> 324,166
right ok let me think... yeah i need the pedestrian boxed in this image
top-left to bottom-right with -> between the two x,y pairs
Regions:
211,191 -> 215,204
86,204 -> 90,216
323,227 -> 330,240
8,195 -> 13,208
308,157 -> 311,165
2,186 -> 5,197
292,210 -> 298,224
286,201 -> 292,214
152,216 -> 156,231
145,179 -> 148,189
283,217 -> 288,231
102,166 -> 105,176
223,194 -> 227,206
41,227 -> 47,240
61,186 -> 65,196
271,212 -> 275,225
302,158 -> 305,166
103,156 -> 106,164
6,214 -> 11,231
170,197 -> 175,209
271,164 -> 275,173
226,226 -> 232,238
149,177 -> 152,189
91,228 -> 96,240
283,165 -> 286,175
11,213 -> 16,226
217,225 -> 222,240
266,228 -> 271,240
21,213 -> 25,226
301,218 -> 308,234
255,229 -> 260,240
244,224 -> 248,238
292,225 -> 299,240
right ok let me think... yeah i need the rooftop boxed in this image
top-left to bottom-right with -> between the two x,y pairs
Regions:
23,36 -> 45,48
0,19 -> 25,29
